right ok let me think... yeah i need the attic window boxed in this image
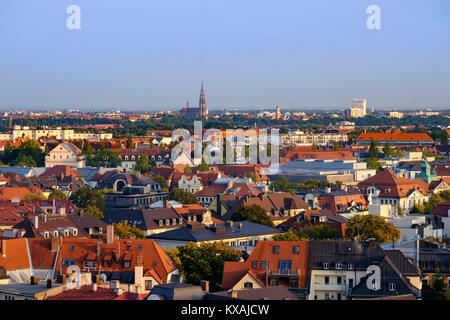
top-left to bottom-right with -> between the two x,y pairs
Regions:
323,263 -> 330,270
261,261 -> 267,269
389,283 -> 396,292
273,246 -> 280,254
70,245 -> 74,251
336,263 -> 343,270
293,246 -> 300,254
138,244 -> 143,251
348,264 -> 354,270
252,261 -> 258,268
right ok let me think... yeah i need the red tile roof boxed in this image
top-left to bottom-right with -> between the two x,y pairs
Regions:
39,165 -> 83,179
0,186 -> 42,201
358,170 -> 430,197
221,241 -> 310,290
46,285 -> 144,300
356,132 -> 434,142
284,150 -> 355,161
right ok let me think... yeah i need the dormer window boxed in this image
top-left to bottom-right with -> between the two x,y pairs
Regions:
273,246 -> 280,254
159,220 -> 163,227
293,246 -> 300,254
252,261 -> 258,268
323,263 -> 329,270
348,264 -> 354,270
336,263 -> 343,270
389,283 -> 396,292
165,219 -> 170,226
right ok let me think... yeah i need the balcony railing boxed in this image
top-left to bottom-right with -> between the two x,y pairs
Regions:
269,268 -> 300,276
314,283 -> 347,292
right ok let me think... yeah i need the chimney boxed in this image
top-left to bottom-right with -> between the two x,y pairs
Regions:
367,238 -> 377,248
107,225 -> 114,245
163,200 -> 169,208
238,223 -> 242,229
200,280 -> 210,293
136,254 -> 143,266
51,238 -> 61,252
134,285 -> 141,294
1,240 -> 6,258
47,279 -> 52,288
33,215 -> 39,229
95,274 -> 101,285
227,180 -> 233,189
134,265 -> 143,287
231,291 -> 238,299
92,283 -> 98,292
97,239 -> 103,258
110,280 -> 120,290
116,242 -> 121,263
30,276 -> 38,285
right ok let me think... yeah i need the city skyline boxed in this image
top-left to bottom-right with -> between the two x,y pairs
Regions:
0,0 -> 449,110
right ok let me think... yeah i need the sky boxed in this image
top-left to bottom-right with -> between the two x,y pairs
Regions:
0,0 -> 449,111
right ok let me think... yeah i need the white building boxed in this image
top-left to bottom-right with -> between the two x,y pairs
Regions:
45,142 -> 86,168
1,126 -> 113,141
344,99 -> 367,119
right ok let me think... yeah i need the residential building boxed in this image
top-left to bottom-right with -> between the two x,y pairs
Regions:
149,221 -> 282,250
45,142 -> 86,168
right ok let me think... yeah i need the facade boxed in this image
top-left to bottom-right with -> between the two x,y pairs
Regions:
45,142 -> 86,168
280,131 -> 348,147
356,132 -> 434,146
2,126 -> 112,141
358,170 -> 430,215
149,221 -> 282,250
344,99 -> 367,119
308,240 -> 421,300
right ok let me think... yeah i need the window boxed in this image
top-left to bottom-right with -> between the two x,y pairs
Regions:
124,261 -> 131,268
252,261 -> 258,268
138,244 -> 143,251
325,293 -> 330,300
348,264 -> 354,270
244,282 -> 253,289
145,280 -> 153,290
337,276 -> 342,285
337,293 -> 342,300
349,279 -> 354,288
389,283 -> 396,292
293,246 -> 300,254
70,245 -> 75,251
323,263 -> 329,270
290,279 -> 298,288
325,276 -> 329,284
260,261 -> 267,269
270,279 -> 278,287
336,263 -> 343,270
273,246 -> 280,254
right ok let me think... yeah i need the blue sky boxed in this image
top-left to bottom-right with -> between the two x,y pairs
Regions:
0,0 -> 449,111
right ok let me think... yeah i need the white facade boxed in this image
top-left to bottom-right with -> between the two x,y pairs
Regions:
281,131 -> 348,147
3,126 -> 113,141
45,142 -> 86,168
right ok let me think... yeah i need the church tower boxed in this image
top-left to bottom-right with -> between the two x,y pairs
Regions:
199,81 -> 208,118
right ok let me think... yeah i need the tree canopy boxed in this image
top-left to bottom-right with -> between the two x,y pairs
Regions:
170,188 -> 198,205
231,205 -> 275,228
345,214 -> 401,244
164,242 -> 241,292
113,221 -> 145,239
69,186 -> 106,213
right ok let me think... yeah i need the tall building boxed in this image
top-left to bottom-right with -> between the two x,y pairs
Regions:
345,98 -> 367,119
275,106 -> 282,120
180,82 -> 208,119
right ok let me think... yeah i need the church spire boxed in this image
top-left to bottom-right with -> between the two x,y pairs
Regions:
199,81 -> 207,119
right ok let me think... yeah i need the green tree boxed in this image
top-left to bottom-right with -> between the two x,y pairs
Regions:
164,242 -> 241,292
383,142 -> 395,159
366,158 -> 382,172
69,186 -> 106,213
397,205 -> 404,216
113,221 -> 145,239
48,189 -> 68,200
184,166 -> 192,174
345,214 -> 401,244
89,149 -> 122,168
135,154 -> 149,173
231,205 -> 275,228
198,158 -> 210,172
299,225 -> 341,240
369,140 -> 379,158
85,205 -> 104,220
273,230 -> 302,241
311,143 -> 318,151
150,175 -> 169,191
441,130 -> 449,146
170,188 -> 199,204
333,142 -> 340,151
126,136 -> 134,149
23,192 -> 46,200
270,176 -> 293,193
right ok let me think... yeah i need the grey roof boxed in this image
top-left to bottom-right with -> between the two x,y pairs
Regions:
76,168 -> 100,181
0,281 -> 65,297
104,208 -> 183,231
149,221 -> 281,242
67,212 -> 107,234
0,167 -> 35,177
148,283 -> 205,300
383,250 -> 420,276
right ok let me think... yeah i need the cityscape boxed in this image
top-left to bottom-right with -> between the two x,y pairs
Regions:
0,0 -> 449,314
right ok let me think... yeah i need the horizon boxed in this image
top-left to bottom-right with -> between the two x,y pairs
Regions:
1,0 -> 449,110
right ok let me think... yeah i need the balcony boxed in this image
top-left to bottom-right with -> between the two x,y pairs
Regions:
314,283 -> 347,292
269,268 -> 301,276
